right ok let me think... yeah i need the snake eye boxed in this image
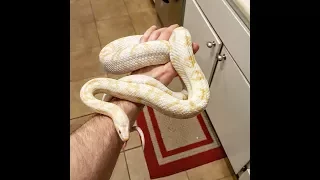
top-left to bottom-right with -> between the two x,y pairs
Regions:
118,130 -> 122,135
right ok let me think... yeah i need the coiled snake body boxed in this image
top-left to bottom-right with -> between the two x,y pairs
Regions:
80,27 -> 210,146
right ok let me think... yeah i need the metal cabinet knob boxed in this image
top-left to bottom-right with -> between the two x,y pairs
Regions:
206,41 -> 216,48
217,54 -> 226,61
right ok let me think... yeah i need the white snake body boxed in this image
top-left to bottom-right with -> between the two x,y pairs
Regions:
80,27 -> 210,144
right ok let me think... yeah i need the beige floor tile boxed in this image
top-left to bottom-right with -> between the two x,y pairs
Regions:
70,76 -> 107,119
124,0 -> 154,13
91,0 -> 128,21
106,73 -> 132,80
124,131 -> 142,150
96,15 -> 136,47
70,0 -> 94,23
70,114 -> 94,134
129,9 -> 162,35
125,147 -> 150,180
110,152 -> 130,180
186,158 -> 233,180
70,20 -> 100,51
154,171 -> 189,180
70,46 -> 104,81
219,175 -> 237,180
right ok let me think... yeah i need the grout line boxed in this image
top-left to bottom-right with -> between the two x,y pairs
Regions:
216,175 -> 236,180
70,45 -> 101,53
88,0 -> 102,49
185,171 -> 191,180
123,151 -> 132,180
124,144 -> 142,152
122,0 -> 138,35
70,73 -> 108,83
70,73 -> 105,83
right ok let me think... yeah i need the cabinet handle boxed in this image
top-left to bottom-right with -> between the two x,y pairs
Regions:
206,41 -> 216,48
217,54 -> 226,61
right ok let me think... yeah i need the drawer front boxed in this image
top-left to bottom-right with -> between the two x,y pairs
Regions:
206,46 -> 250,173
196,0 -> 250,81
183,0 -> 222,84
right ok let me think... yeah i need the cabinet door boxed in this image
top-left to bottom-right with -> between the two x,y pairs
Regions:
183,0 -> 222,84
196,0 -> 250,81
206,46 -> 250,173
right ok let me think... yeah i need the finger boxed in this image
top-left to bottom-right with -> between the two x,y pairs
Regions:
140,25 -> 158,43
158,24 -> 179,40
192,42 -> 200,54
148,28 -> 166,41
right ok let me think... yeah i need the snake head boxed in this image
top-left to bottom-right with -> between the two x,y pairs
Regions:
114,121 -> 130,142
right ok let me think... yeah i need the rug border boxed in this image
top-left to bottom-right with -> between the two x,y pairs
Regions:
137,108 -> 227,179
147,107 -> 214,157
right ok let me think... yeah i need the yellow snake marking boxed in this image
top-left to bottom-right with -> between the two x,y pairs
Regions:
143,43 -> 152,51
199,88 -> 209,100
153,91 -> 164,102
189,101 -> 197,111
145,80 -> 158,87
127,82 -> 140,91
185,35 -> 192,47
130,44 -> 139,56
144,87 -> 154,99
191,70 -> 204,80
113,80 -> 120,90
135,97 -> 143,104
145,80 -> 168,101
167,100 -> 180,109
175,104 -> 186,113
146,80 -> 173,97
186,55 -> 196,67
165,89 -> 173,96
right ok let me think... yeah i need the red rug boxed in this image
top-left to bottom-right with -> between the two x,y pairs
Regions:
137,106 -> 227,179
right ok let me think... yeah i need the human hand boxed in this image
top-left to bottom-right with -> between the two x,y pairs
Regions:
132,24 -> 199,86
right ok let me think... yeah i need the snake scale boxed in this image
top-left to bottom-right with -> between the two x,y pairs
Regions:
80,27 -> 210,147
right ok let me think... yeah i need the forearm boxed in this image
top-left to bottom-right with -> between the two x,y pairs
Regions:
70,100 -> 143,180
70,115 -> 121,180
70,64 -> 176,180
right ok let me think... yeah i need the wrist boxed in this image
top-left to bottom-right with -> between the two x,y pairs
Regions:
74,114 -> 122,145
110,97 -> 144,126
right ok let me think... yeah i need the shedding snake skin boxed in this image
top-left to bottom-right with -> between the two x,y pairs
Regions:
80,27 -> 210,149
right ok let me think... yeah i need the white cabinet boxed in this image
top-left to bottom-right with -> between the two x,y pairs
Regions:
183,0 -> 250,175
205,47 -> 250,173
196,0 -> 250,81
183,0 -> 222,83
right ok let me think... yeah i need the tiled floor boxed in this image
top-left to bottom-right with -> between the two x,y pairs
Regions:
70,0 -> 235,179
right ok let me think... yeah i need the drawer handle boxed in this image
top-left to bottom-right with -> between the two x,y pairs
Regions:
217,54 -> 226,61
206,41 -> 216,48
